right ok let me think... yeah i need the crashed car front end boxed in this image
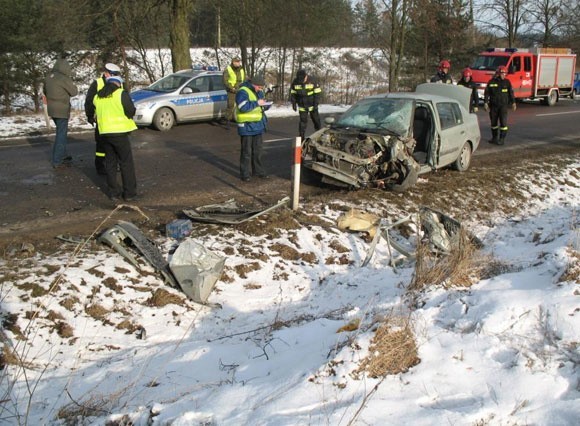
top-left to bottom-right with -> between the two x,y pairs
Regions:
302,129 -> 419,190
302,97 -> 420,191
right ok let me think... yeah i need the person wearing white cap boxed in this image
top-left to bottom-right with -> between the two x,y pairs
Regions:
93,75 -> 139,203
84,62 -> 122,175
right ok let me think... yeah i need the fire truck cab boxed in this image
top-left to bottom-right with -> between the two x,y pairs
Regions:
470,47 -> 577,106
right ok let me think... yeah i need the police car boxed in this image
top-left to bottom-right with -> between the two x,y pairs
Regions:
130,67 -> 227,131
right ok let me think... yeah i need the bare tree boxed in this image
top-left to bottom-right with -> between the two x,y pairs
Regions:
527,0 -> 569,46
477,0 -> 530,47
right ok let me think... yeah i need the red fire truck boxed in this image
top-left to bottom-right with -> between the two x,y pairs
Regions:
469,47 -> 577,106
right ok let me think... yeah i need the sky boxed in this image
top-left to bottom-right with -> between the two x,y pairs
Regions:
1,48 -> 579,425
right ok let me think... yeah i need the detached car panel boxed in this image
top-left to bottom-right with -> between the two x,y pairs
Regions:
130,69 -> 227,131
301,83 -> 480,192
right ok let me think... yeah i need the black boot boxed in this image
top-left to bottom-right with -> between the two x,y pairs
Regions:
95,158 -> 106,175
488,128 -> 498,144
498,129 -> 507,145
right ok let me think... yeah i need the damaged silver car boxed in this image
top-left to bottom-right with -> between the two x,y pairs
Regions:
301,83 -> 481,192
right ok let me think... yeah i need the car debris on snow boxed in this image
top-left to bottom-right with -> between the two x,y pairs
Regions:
98,220 -> 224,306
183,196 -> 290,224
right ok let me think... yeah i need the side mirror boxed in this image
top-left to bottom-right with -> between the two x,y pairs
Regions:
182,87 -> 193,94
325,116 -> 335,125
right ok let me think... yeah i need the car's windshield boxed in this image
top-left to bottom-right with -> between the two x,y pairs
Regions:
336,98 -> 413,136
470,55 -> 509,71
147,74 -> 192,92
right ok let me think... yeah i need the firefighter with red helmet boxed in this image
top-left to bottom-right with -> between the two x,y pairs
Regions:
431,60 -> 453,84
457,68 -> 479,113
484,65 -> 516,145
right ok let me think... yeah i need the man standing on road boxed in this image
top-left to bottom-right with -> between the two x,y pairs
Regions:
223,56 -> 246,126
290,69 -> 322,141
93,75 -> 138,203
85,63 -> 122,175
43,57 -> 78,169
484,65 -> 516,145
235,75 -> 270,181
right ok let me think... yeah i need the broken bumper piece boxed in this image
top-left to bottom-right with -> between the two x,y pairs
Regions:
183,196 -> 290,224
98,221 -> 224,305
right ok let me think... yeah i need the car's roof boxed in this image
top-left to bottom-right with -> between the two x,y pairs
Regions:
171,69 -> 222,78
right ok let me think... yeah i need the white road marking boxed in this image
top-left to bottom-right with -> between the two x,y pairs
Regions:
264,137 -> 293,143
536,110 -> 580,117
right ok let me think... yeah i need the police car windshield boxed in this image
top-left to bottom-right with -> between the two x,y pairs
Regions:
471,55 -> 509,71
335,98 -> 413,137
147,74 -> 192,92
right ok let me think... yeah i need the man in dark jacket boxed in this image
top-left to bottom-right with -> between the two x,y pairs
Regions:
93,75 -> 138,203
43,58 -> 78,168
484,65 -> 516,145
457,68 -> 479,113
235,75 -> 271,181
431,60 -> 453,84
85,63 -> 122,175
290,69 -> 322,141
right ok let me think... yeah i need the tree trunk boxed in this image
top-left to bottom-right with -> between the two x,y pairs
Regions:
169,0 -> 192,72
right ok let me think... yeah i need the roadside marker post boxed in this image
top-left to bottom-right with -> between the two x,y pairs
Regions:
291,137 -> 301,210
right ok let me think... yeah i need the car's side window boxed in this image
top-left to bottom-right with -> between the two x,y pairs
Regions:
210,75 -> 226,91
436,102 -> 463,130
186,76 -> 210,93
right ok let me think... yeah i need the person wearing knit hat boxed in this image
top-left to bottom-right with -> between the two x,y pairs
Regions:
222,55 -> 246,127
290,68 -> 322,141
85,62 -> 124,175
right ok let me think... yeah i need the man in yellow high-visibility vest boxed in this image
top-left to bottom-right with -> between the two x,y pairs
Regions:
223,56 -> 246,126
93,75 -> 139,203
235,74 -> 271,181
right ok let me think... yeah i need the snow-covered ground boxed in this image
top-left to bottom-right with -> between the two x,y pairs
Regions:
0,104 -> 346,140
0,152 -> 578,424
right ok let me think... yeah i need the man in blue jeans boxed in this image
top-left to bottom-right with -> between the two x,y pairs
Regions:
43,57 -> 78,168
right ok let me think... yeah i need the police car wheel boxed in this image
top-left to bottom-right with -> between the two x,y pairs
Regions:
153,108 -> 175,131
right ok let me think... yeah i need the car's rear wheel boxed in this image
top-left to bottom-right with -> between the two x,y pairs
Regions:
453,142 -> 472,171
153,108 -> 175,131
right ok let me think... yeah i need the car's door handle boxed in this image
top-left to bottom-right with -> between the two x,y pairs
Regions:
460,131 -> 465,135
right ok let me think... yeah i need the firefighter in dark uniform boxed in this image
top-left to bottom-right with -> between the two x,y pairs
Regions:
93,75 -> 138,202
85,63 -> 122,175
457,68 -> 479,112
431,60 -> 453,84
290,69 -> 322,141
484,65 -> 516,145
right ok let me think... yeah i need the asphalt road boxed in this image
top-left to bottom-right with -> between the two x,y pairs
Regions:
0,99 -> 578,243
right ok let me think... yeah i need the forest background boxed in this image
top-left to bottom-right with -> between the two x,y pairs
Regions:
1,0 -> 579,114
